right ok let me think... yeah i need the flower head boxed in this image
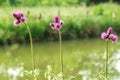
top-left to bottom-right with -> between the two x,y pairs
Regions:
54,16 -> 60,23
101,27 -> 118,42
14,20 -> 20,26
20,17 -> 26,23
12,11 -> 26,26
101,32 -> 107,39
50,16 -> 64,30
107,27 -> 112,35
110,34 -> 118,42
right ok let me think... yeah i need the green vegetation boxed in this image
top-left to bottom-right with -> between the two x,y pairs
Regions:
1,0 -> 120,7
0,3 -> 120,44
0,0 -> 104,7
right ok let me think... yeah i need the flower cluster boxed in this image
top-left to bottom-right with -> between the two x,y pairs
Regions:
13,11 -> 26,26
50,16 -> 64,30
101,27 -> 118,42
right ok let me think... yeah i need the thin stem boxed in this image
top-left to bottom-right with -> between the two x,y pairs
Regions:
105,39 -> 109,80
24,23 -> 35,70
58,30 -> 64,79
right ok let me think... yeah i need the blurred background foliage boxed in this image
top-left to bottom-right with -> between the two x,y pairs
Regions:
0,0 -> 120,7
0,0 -> 120,44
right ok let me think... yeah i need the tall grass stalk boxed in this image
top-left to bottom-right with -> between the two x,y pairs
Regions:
24,23 -> 36,80
105,39 -> 108,80
58,30 -> 64,80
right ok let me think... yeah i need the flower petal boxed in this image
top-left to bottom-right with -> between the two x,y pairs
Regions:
13,13 -> 18,18
101,32 -> 107,39
54,16 -> 60,23
17,11 -> 24,17
60,20 -> 64,25
50,23 -> 54,27
109,34 -> 114,40
13,20 -> 20,26
54,23 -> 62,30
107,27 -> 112,35
50,23 -> 56,29
111,35 -> 118,42
20,17 -> 26,23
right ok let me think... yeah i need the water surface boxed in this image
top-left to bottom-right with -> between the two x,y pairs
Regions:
0,39 -> 120,80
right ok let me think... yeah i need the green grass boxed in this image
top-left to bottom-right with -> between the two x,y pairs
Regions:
0,3 -> 120,43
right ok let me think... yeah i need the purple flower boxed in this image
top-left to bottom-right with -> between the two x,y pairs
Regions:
109,34 -> 114,40
50,23 -> 55,30
20,17 -> 26,23
50,16 -> 64,30
12,11 -> 26,26
54,16 -> 60,23
17,11 -> 23,17
110,34 -> 118,42
60,20 -> 64,25
14,20 -> 20,26
107,27 -> 112,35
54,23 -> 62,30
101,32 -> 107,39
101,27 -> 118,42
13,13 -> 18,18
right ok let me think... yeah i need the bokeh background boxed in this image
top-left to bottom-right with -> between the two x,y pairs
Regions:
0,0 -> 120,80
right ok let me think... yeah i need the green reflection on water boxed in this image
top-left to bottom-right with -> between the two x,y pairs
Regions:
0,39 -> 119,80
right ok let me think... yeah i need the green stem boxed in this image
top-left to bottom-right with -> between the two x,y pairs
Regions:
58,30 -> 64,80
24,23 -> 35,70
105,39 -> 109,80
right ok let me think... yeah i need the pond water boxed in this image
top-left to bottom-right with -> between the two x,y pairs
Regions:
0,39 -> 120,80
